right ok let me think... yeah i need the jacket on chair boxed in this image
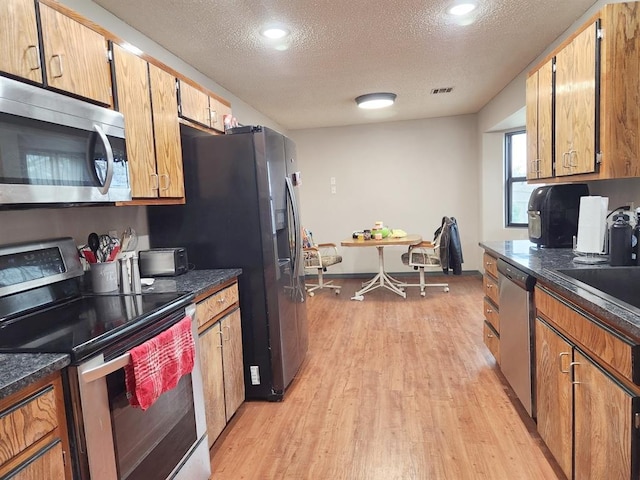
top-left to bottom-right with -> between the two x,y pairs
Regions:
434,217 -> 463,275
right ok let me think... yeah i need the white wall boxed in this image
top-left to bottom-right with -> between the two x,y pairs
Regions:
291,115 -> 480,274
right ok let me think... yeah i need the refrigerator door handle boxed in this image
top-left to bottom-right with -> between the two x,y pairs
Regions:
285,176 -> 302,283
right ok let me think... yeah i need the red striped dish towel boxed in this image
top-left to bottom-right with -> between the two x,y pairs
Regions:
124,316 -> 195,410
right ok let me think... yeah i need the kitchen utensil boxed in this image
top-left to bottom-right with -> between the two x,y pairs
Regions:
88,233 -> 100,262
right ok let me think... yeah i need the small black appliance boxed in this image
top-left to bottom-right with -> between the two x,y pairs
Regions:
528,184 -> 589,248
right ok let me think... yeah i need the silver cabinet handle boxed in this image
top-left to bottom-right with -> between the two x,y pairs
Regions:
559,352 -> 570,373
27,45 -> 40,71
160,174 -> 171,191
486,332 -> 495,339
150,173 -> 160,191
51,53 -> 64,78
570,361 -> 581,384
486,308 -> 493,314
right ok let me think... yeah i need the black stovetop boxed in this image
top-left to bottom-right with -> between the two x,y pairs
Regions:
0,291 -> 193,363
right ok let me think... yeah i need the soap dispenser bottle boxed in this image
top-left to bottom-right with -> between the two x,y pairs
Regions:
609,213 -> 632,266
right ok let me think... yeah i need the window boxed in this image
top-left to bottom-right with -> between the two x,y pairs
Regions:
505,130 -> 537,227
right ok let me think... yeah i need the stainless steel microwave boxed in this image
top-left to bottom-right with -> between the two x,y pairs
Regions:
0,76 -> 131,206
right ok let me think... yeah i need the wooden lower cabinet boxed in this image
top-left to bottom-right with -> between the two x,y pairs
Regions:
536,318 -> 639,479
482,251 -> 500,362
0,372 -> 71,479
535,318 -> 573,479
199,321 -> 226,445
197,280 -> 245,447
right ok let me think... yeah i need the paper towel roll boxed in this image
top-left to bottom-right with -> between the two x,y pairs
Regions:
576,196 -> 609,253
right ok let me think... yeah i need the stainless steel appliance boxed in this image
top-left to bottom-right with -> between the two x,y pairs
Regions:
147,125 -> 308,401
527,184 -> 589,247
0,238 -> 209,480
497,258 -> 536,416
139,248 -> 189,277
0,75 -> 131,206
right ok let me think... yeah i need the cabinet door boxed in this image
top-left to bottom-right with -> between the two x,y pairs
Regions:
535,319 -> 573,480
112,45 -> 157,198
179,81 -> 211,127
222,309 -> 245,420
199,322 -> 226,447
573,350 -> 637,480
526,60 -> 554,179
39,3 -> 112,105
555,22 -> 597,176
149,64 -> 184,198
0,0 -> 42,82
8,441 -> 66,480
210,97 -> 232,133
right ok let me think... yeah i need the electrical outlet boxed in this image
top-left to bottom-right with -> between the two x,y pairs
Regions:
250,366 -> 260,385
331,186 -> 337,194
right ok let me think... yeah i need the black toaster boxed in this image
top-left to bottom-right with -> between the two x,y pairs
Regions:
138,248 -> 188,277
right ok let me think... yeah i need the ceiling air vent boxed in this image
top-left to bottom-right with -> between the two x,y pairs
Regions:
430,87 -> 454,94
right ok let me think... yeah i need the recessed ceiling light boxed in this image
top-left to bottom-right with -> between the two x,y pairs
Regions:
447,2 -> 477,16
261,27 -> 289,39
355,93 -> 397,110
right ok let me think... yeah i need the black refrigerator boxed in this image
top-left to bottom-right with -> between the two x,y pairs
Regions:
147,125 -> 308,401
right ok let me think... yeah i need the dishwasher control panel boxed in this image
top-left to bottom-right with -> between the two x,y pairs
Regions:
497,258 -> 536,291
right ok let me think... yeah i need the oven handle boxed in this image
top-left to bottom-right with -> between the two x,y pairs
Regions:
81,352 -> 131,383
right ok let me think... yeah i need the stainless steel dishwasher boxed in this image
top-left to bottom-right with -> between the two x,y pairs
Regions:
497,258 -> 536,416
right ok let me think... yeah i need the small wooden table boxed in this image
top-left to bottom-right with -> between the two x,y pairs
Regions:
341,234 -> 422,300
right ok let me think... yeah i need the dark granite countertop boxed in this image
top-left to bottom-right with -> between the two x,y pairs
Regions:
0,269 -> 241,402
0,354 -> 70,400
480,240 -> 640,342
142,268 -> 242,298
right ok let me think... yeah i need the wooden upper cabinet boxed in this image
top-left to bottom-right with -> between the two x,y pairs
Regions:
526,60 -> 553,180
555,22 -> 597,177
179,80 -> 232,133
527,2 -> 640,182
210,96 -> 232,132
0,0 -> 42,82
179,81 -> 211,127
149,64 -> 184,198
39,3 -> 112,105
112,44 -> 157,198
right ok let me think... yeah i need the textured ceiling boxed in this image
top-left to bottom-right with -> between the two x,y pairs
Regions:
94,0 -> 598,130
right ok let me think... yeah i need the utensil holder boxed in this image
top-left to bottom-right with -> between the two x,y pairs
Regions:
90,261 -> 119,293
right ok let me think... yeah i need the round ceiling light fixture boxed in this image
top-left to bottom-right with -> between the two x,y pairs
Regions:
355,92 -> 397,109
261,26 -> 289,39
447,2 -> 477,15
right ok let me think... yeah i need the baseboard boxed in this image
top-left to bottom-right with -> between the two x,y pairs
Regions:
305,270 -> 482,279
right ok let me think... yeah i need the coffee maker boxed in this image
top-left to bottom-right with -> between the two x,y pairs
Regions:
528,184 -> 589,248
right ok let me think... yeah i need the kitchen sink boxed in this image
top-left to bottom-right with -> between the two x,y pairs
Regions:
555,267 -> 640,310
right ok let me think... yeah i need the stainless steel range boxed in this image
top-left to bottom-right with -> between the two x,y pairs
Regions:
0,238 -> 210,480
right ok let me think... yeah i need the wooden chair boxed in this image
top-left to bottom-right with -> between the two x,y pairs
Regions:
399,240 -> 449,297
303,228 -> 342,296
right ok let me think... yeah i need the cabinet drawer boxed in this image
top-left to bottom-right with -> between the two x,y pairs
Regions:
483,252 -> 498,278
536,285 -> 640,384
483,274 -> 499,306
0,386 -> 58,465
483,321 -> 500,363
196,283 -> 239,329
483,298 -> 500,333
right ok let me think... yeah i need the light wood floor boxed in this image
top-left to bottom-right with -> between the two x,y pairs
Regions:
210,276 -> 564,480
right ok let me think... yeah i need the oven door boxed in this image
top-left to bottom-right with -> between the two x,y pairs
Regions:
67,305 -> 209,480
